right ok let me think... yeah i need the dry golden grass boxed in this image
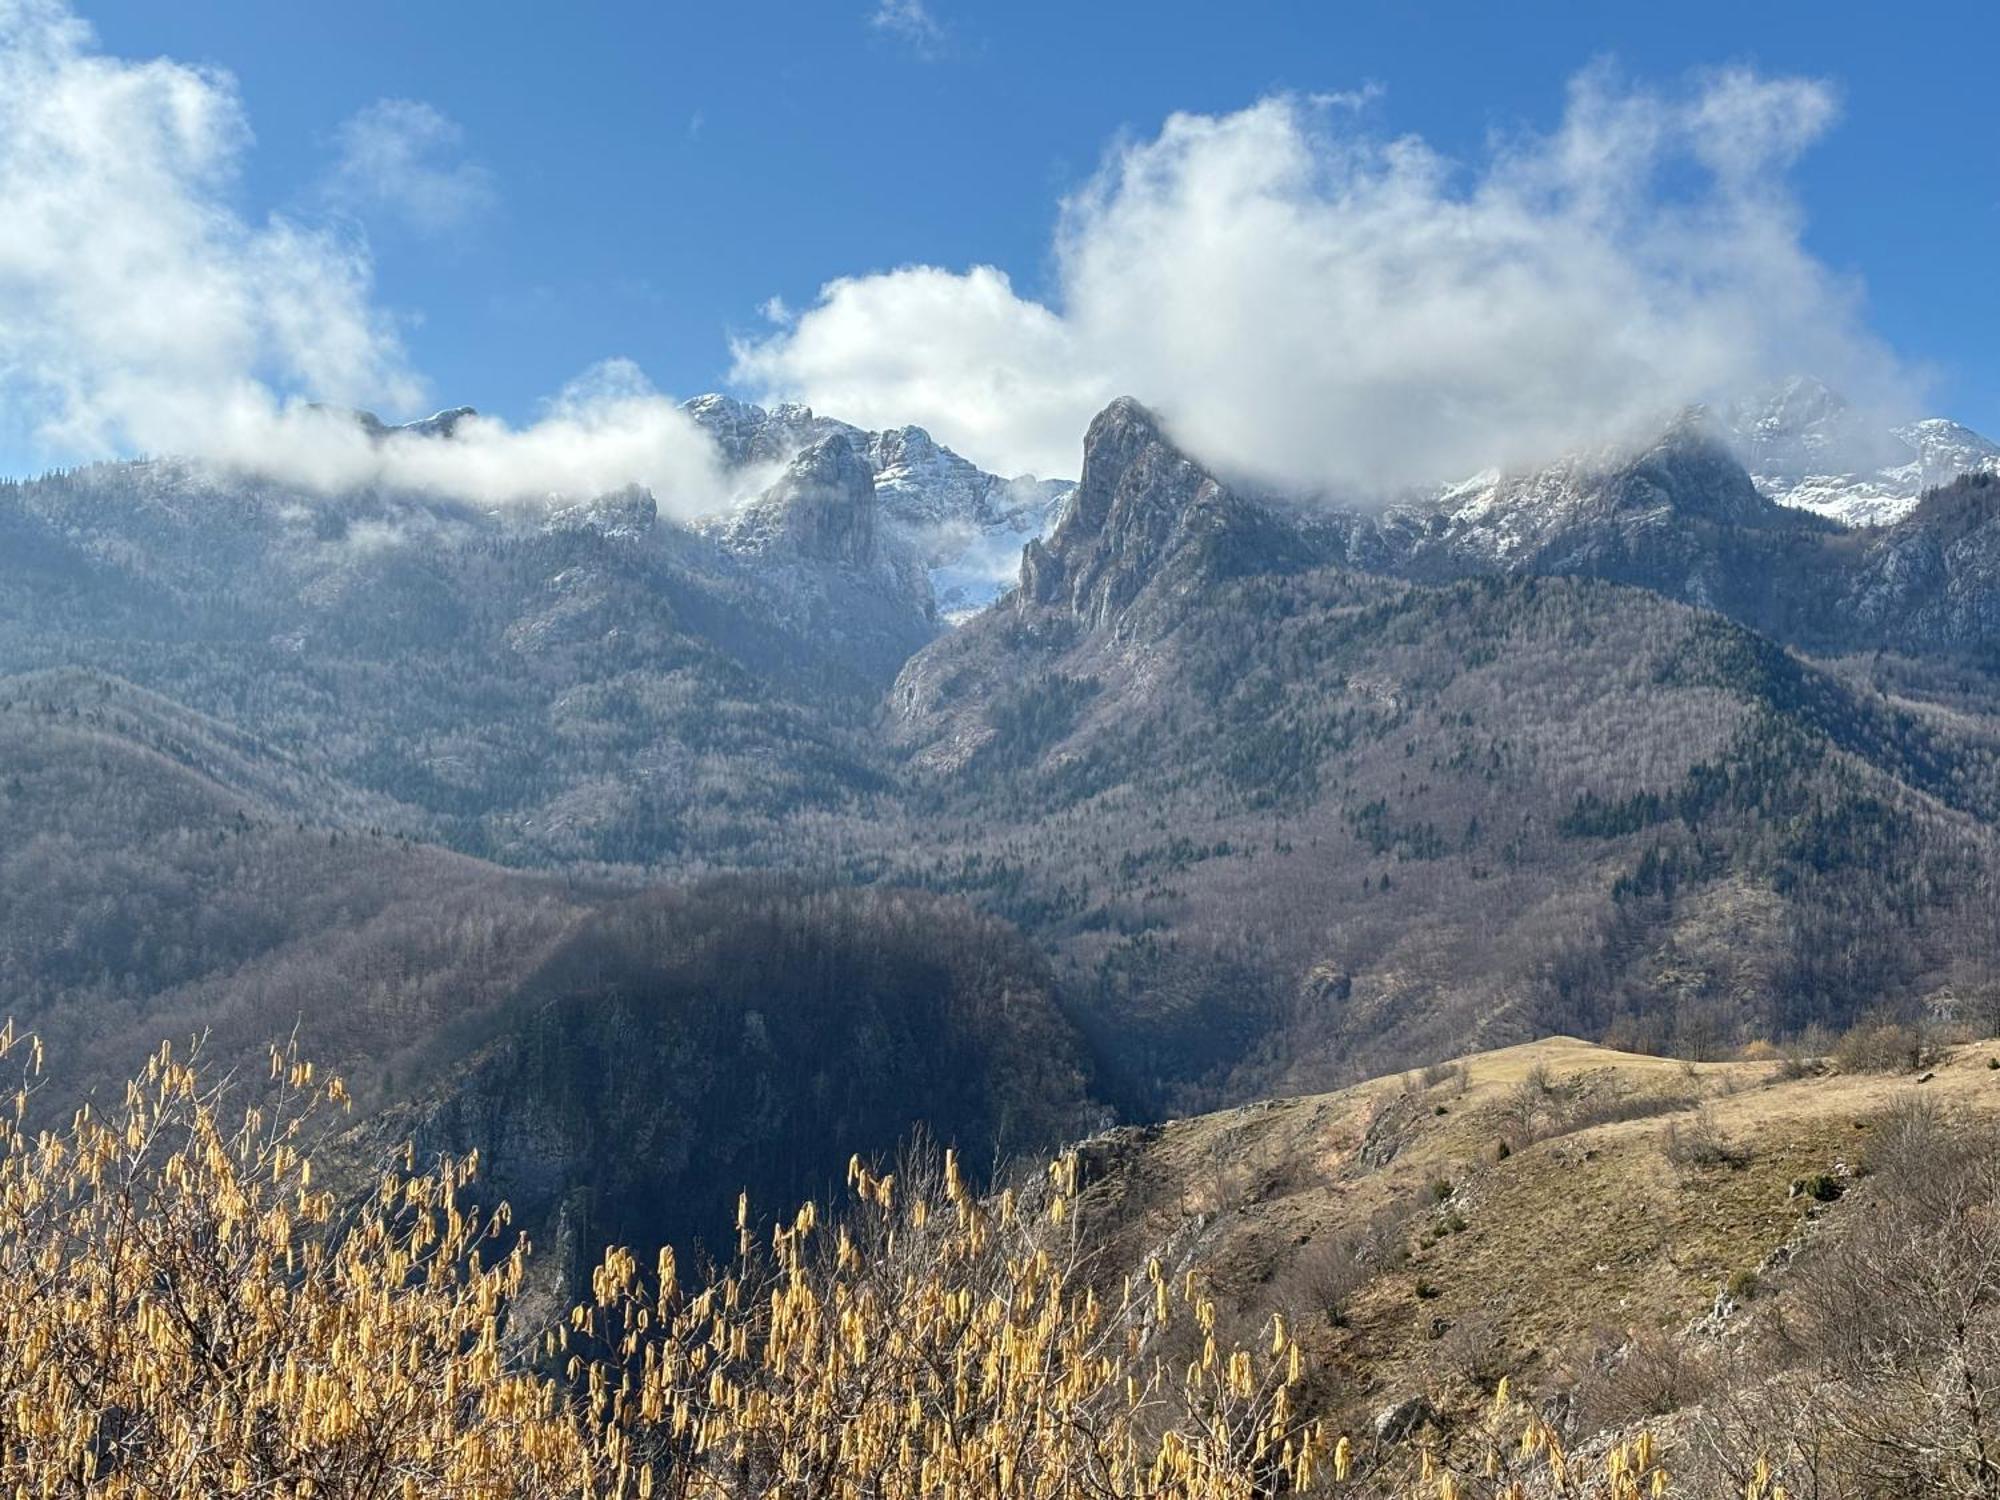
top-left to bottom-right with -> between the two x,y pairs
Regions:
1073,1033 -> 2000,1457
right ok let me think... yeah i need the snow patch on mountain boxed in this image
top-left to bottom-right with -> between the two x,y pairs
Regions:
683,395 -> 1073,620
1723,378 -> 2000,528
1422,381 -> 2000,538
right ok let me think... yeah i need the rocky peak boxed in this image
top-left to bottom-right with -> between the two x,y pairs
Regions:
720,433 -> 878,569
1435,408 -> 1785,556
1725,376 -> 1855,477
869,425 -> 945,473
1897,419 -> 2000,496
1608,409 -> 1780,528
309,404 -> 479,443
681,394 -> 851,469
395,407 -> 478,441
1020,397 -> 1308,630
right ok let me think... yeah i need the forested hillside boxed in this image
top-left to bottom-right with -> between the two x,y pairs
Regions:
6,394 -> 2000,1266
890,401 -> 2000,1106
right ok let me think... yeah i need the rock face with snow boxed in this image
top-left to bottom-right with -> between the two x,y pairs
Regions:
717,434 -> 879,569
1407,408 -> 1795,575
1721,377 -> 2000,527
683,395 -> 1074,621
703,432 -> 942,662
864,424 -> 1073,620
306,403 -> 481,443
1346,400 -> 2000,655
544,483 -> 658,541
1844,473 -> 2000,649
680,394 -> 841,469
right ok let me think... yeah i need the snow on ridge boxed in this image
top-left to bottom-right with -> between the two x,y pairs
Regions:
683,394 -> 1075,621
1725,379 -> 2000,528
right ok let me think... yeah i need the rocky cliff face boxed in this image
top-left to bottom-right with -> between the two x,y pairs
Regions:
1846,473 -> 2000,651
701,432 -> 942,669
1019,397 -> 1315,634
716,433 -> 879,569
680,394 -> 840,469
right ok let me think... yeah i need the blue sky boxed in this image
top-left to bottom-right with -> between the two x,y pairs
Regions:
4,0 -> 1997,491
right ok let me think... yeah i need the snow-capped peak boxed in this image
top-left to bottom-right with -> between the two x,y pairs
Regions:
682,395 -> 1074,621
1722,379 -> 2000,528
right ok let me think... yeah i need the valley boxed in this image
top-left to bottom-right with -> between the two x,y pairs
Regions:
9,11 -> 2000,1489
5,387 -> 2000,1271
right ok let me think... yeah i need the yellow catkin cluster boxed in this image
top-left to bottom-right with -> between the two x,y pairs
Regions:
0,1028 -> 592,1497
0,1028 -> 1671,1498
558,1145 -> 1330,1500
1389,1377 -> 1674,1500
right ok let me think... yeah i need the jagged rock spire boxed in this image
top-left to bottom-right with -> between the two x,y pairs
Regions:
1021,397 -> 1308,629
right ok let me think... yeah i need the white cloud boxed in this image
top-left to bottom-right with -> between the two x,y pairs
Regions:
322,97 -> 496,237
201,359 -> 733,515
0,0 -> 732,514
733,265 -> 1112,479
1308,82 -> 1385,113
0,0 -> 421,454
869,0 -> 944,54
734,68 -> 1914,495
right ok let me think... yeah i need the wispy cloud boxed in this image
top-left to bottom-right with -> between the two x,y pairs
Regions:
869,0 -> 945,56
1309,81 -> 1385,113
734,67 -> 1912,495
322,97 -> 496,238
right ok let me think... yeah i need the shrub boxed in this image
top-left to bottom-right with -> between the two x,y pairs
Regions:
1770,1094 -> 2000,1498
0,1028 -> 1327,1499
1287,1229 -> 1369,1329
1834,1017 -> 1926,1074
1570,1326 -> 1714,1431
1662,1107 -> 1753,1170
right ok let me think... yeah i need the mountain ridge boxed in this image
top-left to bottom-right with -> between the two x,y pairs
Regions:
5,385 -> 2000,1245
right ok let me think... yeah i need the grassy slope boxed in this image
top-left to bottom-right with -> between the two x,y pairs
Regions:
1073,1034 -> 2000,1437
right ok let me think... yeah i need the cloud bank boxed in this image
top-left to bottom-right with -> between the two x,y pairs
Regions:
0,2 -> 1918,511
204,360 -> 732,511
0,0 -> 729,513
734,68 -> 1913,495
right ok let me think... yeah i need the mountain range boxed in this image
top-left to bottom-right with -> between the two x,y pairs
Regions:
3,377 -> 1999,1261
